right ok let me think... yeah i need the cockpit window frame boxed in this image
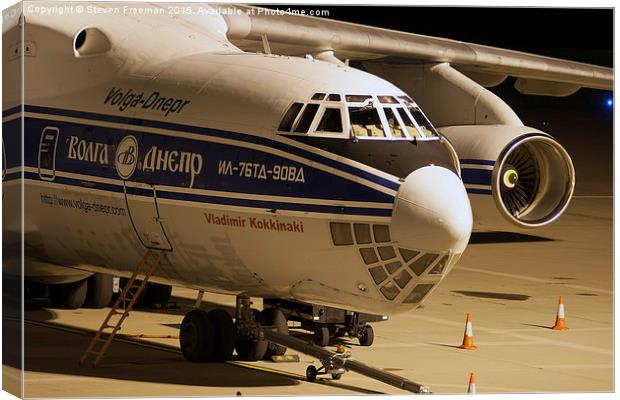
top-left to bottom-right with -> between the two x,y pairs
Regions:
313,105 -> 346,136
275,93 -> 440,142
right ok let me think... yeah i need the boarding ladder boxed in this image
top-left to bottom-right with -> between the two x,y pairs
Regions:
79,250 -> 165,367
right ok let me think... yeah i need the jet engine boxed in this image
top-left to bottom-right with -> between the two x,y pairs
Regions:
438,125 -> 575,230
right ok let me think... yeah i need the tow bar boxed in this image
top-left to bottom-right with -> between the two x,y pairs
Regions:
262,327 -> 430,394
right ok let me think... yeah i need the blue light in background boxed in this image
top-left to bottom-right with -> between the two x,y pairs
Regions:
606,98 -> 613,108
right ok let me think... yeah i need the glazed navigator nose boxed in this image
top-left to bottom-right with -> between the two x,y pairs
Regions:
391,166 -> 472,254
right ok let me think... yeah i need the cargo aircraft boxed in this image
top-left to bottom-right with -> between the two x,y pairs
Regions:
2,2 -> 612,364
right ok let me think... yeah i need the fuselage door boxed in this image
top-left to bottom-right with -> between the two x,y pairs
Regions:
38,126 -> 59,181
116,135 -> 172,251
123,182 -> 173,251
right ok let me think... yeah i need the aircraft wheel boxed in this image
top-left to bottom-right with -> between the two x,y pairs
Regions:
49,278 -> 88,309
180,309 -> 215,362
313,325 -> 330,347
235,309 -> 268,361
84,273 -> 113,308
146,283 -> 172,306
261,307 -> 288,358
358,325 -> 374,347
209,309 -> 236,361
331,373 -> 342,380
306,365 -> 318,382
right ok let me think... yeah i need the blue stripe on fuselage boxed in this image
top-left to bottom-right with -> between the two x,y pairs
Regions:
461,168 -> 493,186
22,104 -> 401,192
14,171 -> 392,217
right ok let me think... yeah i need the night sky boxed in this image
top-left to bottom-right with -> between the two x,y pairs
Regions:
263,6 -> 613,67
261,6 -> 614,110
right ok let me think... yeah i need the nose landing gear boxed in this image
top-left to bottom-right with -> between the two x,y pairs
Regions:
178,294 -> 429,393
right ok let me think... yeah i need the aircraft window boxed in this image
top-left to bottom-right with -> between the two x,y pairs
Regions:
349,107 -> 385,137
384,108 -> 406,138
359,248 -> 379,265
403,283 -> 434,304
394,269 -> 412,289
378,96 -> 399,104
397,108 -> 423,138
354,223 -> 372,244
327,94 -> 341,101
408,253 -> 437,276
278,102 -> 304,132
346,95 -> 371,103
380,281 -> 400,300
316,108 -> 343,133
373,225 -> 391,243
294,103 -> 320,133
377,246 -> 397,261
330,222 -> 353,246
399,248 -> 420,263
398,95 -> 414,104
312,93 -> 326,100
409,107 -> 438,137
385,261 -> 402,274
369,266 -> 388,285
429,255 -> 449,274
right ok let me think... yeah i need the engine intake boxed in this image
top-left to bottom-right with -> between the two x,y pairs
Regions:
438,125 -> 575,230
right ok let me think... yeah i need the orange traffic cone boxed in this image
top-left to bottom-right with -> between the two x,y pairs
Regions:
467,372 -> 476,394
459,313 -> 477,349
552,295 -> 569,330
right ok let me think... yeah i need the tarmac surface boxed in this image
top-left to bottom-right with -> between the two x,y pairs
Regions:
2,195 -> 613,397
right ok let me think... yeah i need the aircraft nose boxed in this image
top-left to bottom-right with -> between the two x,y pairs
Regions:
391,166 -> 472,254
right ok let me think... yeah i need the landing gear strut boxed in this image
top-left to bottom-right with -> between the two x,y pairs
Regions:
179,295 -> 289,363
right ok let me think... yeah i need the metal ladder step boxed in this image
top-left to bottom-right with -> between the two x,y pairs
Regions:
79,249 -> 164,367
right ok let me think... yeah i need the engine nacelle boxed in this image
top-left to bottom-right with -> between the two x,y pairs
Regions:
438,125 -> 575,230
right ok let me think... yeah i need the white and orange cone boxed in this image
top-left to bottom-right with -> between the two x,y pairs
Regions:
552,295 -> 569,331
459,313 -> 477,350
467,372 -> 476,394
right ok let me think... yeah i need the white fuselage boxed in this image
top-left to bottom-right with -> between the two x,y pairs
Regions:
3,4 -> 473,315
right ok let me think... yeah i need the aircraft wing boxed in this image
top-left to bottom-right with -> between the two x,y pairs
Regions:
222,5 -> 612,92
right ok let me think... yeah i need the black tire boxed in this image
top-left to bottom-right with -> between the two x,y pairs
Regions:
358,325 -> 374,347
235,309 -> 268,361
261,307 -> 288,359
84,273 -> 113,308
146,283 -> 172,306
180,310 -> 216,362
331,373 -> 342,380
306,365 -> 318,382
49,279 -> 88,309
313,325 -> 330,347
209,309 -> 236,362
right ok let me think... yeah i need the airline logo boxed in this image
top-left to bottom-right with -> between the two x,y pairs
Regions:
115,135 -> 138,179
104,87 -> 191,117
114,135 -> 204,187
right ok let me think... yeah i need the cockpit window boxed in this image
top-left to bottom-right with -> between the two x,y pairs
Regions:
398,95 -> 414,104
409,107 -> 438,137
378,96 -> 399,104
327,94 -> 341,101
278,102 -> 304,132
294,104 -> 319,133
312,93 -> 326,100
384,108 -> 406,138
349,107 -> 385,137
346,95 -> 372,103
396,108 -> 423,138
317,108 -> 343,133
